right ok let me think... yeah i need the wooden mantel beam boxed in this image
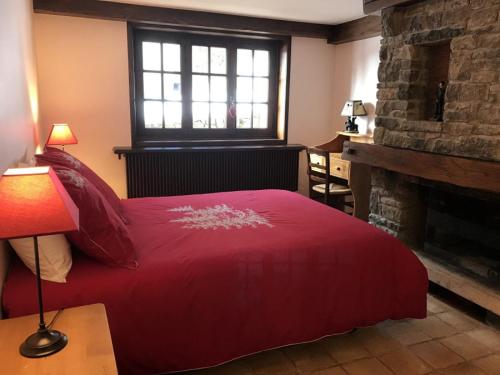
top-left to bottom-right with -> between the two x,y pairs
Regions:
342,142 -> 500,194
363,0 -> 422,14
328,15 -> 381,44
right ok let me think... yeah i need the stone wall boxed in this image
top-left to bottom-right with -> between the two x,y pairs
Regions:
370,0 -> 500,242
375,0 -> 500,162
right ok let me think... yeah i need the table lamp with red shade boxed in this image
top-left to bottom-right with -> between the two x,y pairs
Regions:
46,124 -> 78,151
0,166 -> 79,358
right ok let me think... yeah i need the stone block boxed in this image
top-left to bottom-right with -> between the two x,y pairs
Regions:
406,28 -> 464,45
378,60 -> 402,82
450,35 -> 476,50
401,120 -> 442,132
375,117 -> 401,130
470,70 -> 498,83
445,0 -> 471,10
444,103 -> 472,122
476,33 -> 500,48
373,127 -> 385,145
447,83 -> 489,101
442,122 -> 474,136
472,48 -> 500,59
377,88 -> 398,100
478,103 -> 500,124
454,135 -> 500,160
470,0 -> 500,9
474,123 -> 500,136
467,8 -> 499,29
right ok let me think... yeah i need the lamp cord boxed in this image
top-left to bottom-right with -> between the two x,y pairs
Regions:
47,309 -> 64,329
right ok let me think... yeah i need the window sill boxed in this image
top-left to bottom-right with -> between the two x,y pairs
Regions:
113,143 -> 304,158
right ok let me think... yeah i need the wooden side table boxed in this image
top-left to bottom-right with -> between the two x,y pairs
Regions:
0,304 -> 117,374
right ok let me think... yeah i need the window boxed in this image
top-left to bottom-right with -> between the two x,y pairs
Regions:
130,26 -> 290,146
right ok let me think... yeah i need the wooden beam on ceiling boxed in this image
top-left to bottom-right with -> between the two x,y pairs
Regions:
328,15 -> 381,45
32,0 -> 332,39
363,0 -> 421,14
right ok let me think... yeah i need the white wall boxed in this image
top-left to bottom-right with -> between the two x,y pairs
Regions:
0,0 -> 40,173
33,14 -> 381,197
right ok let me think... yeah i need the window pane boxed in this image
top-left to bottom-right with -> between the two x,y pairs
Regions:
237,77 -> 253,102
164,74 -> 181,100
144,101 -> 163,128
164,102 -> 182,128
143,72 -> 162,99
237,103 -> 252,129
237,49 -> 253,76
192,46 -> 209,73
210,76 -> 227,102
192,75 -> 209,101
253,104 -> 268,128
253,78 -> 269,102
163,43 -> 181,72
254,50 -> 269,76
210,47 -> 227,74
211,103 -> 227,128
193,102 -> 209,128
142,42 -> 161,71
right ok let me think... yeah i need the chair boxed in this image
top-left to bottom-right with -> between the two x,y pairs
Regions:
306,147 -> 353,213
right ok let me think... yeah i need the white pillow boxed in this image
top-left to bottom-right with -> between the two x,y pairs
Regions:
9,235 -> 72,283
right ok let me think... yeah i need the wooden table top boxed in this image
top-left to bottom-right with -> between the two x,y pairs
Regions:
0,304 -> 118,375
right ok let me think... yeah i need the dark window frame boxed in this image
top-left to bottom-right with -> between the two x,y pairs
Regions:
128,23 -> 291,147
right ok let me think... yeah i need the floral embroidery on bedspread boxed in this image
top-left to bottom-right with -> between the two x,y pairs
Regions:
168,204 -> 273,230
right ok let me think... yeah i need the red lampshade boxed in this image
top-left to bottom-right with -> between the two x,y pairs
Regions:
46,124 -> 78,146
0,167 -> 79,240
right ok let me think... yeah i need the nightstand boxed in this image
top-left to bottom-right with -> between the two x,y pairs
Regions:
0,304 -> 118,374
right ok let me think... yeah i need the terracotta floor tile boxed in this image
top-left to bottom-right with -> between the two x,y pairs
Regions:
312,366 -> 349,375
440,333 -> 493,360
410,316 -> 459,339
379,348 -> 433,374
242,350 -> 297,375
341,358 -> 393,375
323,334 -> 371,364
428,295 -> 452,315
353,326 -> 403,356
437,311 -> 480,332
434,363 -> 488,375
472,354 -> 500,375
384,321 -> 432,345
410,341 -> 465,369
466,329 -> 500,351
283,342 -> 336,373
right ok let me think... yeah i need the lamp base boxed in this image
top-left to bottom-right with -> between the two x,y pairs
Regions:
20,328 -> 68,358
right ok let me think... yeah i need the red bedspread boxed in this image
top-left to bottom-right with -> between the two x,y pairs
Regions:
3,190 -> 427,374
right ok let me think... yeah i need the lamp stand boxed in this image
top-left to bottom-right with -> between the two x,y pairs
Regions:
19,236 -> 68,358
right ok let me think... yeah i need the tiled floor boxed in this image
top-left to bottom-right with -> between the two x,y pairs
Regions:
181,294 -> 500,375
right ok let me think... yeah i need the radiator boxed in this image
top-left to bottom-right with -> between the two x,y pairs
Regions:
115,146 -> 303,198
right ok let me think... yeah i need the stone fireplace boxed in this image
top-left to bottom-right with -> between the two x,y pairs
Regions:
368,0 -> 500,315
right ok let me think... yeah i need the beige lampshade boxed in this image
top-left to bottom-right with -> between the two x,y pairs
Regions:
341,100 -> 367,117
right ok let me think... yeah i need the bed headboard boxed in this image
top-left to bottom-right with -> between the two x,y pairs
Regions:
0,241 -> 11,319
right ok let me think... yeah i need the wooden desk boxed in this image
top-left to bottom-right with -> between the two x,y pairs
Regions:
313,132 -> 373,221
0,304 -> 117,375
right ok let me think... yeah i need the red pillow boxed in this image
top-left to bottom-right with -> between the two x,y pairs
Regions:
53,166 -> 138,269
36,147 -> 127,223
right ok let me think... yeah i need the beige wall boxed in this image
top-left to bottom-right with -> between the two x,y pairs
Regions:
33,14 -> 380,197
34,14 -> 131,198
332,36 -> 381,135
0,0 -> 40,173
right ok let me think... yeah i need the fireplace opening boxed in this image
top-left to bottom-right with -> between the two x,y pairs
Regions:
423,187 -> 500,287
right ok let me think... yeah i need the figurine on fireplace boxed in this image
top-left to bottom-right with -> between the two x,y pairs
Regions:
433,81 -> 446,122
341,100 -> 367,133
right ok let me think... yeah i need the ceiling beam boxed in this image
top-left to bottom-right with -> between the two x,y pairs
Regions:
328,15 -> 381,44
363,0 -> 421,14
32,0 -> 332,39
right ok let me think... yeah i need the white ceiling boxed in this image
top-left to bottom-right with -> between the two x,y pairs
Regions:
103,0 -> 365,25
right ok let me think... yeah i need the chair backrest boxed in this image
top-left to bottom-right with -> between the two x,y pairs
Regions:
306,147 -> 331,202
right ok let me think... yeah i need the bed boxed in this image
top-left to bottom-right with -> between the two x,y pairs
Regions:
2,189 -> 427,374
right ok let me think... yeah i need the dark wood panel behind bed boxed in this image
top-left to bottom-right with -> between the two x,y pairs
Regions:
114,145 -> 304,198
